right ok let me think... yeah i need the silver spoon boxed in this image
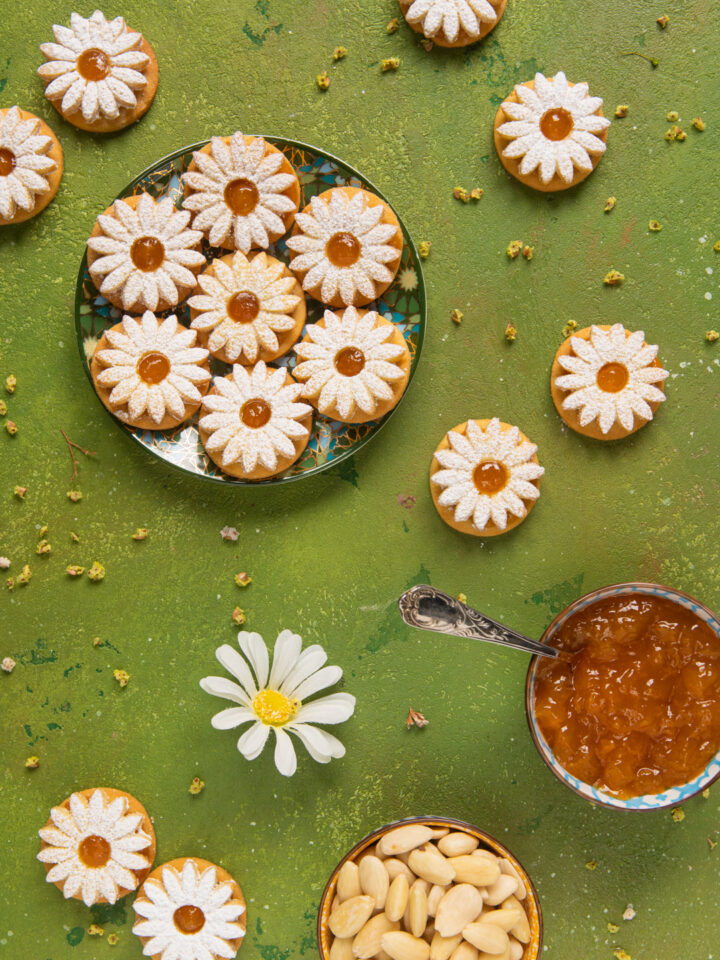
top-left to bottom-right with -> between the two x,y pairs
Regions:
397,584 -> 567,660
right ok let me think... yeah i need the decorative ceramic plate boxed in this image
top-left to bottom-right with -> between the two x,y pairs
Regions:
74,138 -> 427,485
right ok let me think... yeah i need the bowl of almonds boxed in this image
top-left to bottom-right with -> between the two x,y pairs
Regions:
317,816 -> 542,960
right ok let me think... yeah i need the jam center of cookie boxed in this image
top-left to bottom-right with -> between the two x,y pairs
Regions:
539,107 -> 574,141
334,347 -> 365,377
596,362 -> 629,393
224,178 -> 259,215
78,834 -> 111,868
77,48 -> 112,82
130,236 -> 165,272
326,232 -> 361,268
227,291 -> 260,323
173,904 -> 206,934
240,398 -> 271,428
0,148 -> 16,177
253,688 -> 299,726
137,352 -> 171,385
473,460 -> 509,495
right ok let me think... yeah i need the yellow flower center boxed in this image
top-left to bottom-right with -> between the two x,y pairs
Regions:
252,688 -> 299,726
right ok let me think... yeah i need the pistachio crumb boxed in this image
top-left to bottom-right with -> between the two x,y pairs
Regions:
453,186 -> 469,203
87,561 -> 105,582
522,245 -> 534,260
506,240 -> 523,259
603,269 -> 624,286
132,527 -> 148,540
604,197 -> 617,212
5,420 -> 17,436
232,606 -> 246,625
456,593 -> 468,604
6,577 -> 15,590
66,565 -> 85,577
17,564 -> 32,586
25,755 -> 39,769
88,924 -> 104,937
5,374 -> 16,394
562,320 -> 578,337
613,950 -> 631,960
648,220 -> 663,232
234,571 -> 252,587
406,707 -> 429,729
70,531 -> 80,543
664,127 -> 676,141
107,933 -> 119,946
0,399 -> 6,416
469,187 -> 483,200
1,656 -> 16,673
418,241 -> 432,258
692,117 -> 706,131
450,309 -> 464,325
316,71 -> 330,91
675,128 -> 687,141
714,241 -> 720,253
670,807 -> 685,822
381,57 -> 400,72
36,540 -> 51,556
708,837 -> 717,851
13,485 -> 27,499
705,331 -> 719,342
585,860 -> 597,870
614,105 -> 629,118
702,787 -> 711,798
113,669 -> 130,688
39,525 -> 48,538
189,776 -> 205,796
333,46 -> 347,61
386,17 -> 399,33
93,637 -> 103,647
666,110 -> 679,122
656,14 -> 669,27
607,922 -> 619,933
504,323 -> 517,342
67,490 -> 82,502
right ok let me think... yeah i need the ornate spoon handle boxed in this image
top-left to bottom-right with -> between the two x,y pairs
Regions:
397,584 -> 561,660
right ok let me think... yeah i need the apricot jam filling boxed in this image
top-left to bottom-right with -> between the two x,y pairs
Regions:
0,148 -> 16,177
596,362 -> 629,393
77,48 -> 111,81
326,232 -> 361,268
224,178 -> 259,215
539,107 -> 574,141
130,236 -> 165,272
173,904 -> 206,934
473,460 -> 508,495
534,595 -> 720,798
334,347 -> 365,377
78,834 -> 111,868
137,352 -> 170,385
227,291 -> 260,323
240,398 -> 271,428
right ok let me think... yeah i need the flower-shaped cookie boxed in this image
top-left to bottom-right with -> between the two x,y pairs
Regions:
399,0 -> 506,47
91,312 -> 210,429
286,187 -> 403,308
87,193 -> 205,312
198,362 -> 312,479
37,787 -> 155,906
182,132 -> 300,252
0,106 -> 63,225
37,9 -> 158,132
430,418 -> 544,536
551,323 -> 669,440
188,251 -> 305,364
495,71 -> 610,191
293,306 -> 411,422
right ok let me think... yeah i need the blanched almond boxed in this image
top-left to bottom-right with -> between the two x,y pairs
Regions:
386,858 -> 416,884
409,849 -> 456,886
429,932 -> 462,960
503,896 -> 530,944
329,895 -> 376,939
352,914 -> 400,958
477,949 -> 511,960
447,855 -> 500,887
382,931 -> 431,960
484,876 -> 518,907
423,921 -> 436,944
498,860 -> 525,899
449,943 -> 478,960
330,936 -> 354,960
429,827 -> 451,839
462,922 -> 509,954
508,939 -> 524,960
438,832 -> 479,858
421,842 -> 446,859
337,861 -> 362,903
386,874 -> 410,922
478,907 -> 522,932
427,884 -> 445,918
359,855 -> 389,911
379,825 -> 434,857
409,880 -> 429,938
434,884 -> 484,937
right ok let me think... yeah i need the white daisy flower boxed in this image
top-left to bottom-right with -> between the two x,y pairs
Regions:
94,312 -> 210,425
294,306 -> 408,420
37,10 -> 150,124
405,0 -> 499,43
199,362 -> 311,474
498,71 -> 611,185
286,188 -> 401,306
200,629 -> 356,777
188,251 -> 302,363
555,324 -> 669,434
182,132 -> 298,252
37,789 -> 153,906
0,106 -> 58,221
133,859 -> 246,960
88,193 -> 205,312
432,418 -> 544,532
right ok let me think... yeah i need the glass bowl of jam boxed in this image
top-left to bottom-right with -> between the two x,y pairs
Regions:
525,583 -> 720,810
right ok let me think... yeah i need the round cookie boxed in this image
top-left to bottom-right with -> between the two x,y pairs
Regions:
551,323 -> 668,441
188,251 -> 306,365
198,362 -> 313,480
286,186 -> 403,308
182,132 -> 300,253
133,857 -> 246,960
37,10 -> 158,133
430,418 -> 544,537
399,0 -> 507,47
91,313 -> 211,431
293,306 -> 411,423
494,71 -> 610,192
38,787 -> 156,906
0,107 -> 63,226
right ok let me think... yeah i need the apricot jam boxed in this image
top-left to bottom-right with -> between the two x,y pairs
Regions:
224,178 -> 258,215
534,595 -> 720,798
137,352 -> 170,385
539,107 -> 574,141
173,904 -> 205,934
596,362 -> 629,393
227,291 -> 260,323
78,834 -> 111,868
240,398 -> 271,428
77,48 -> 112,81
0,148 -> 16,177
130,236 -> 165,272
473,460 -> 508,495
326,232 -> 361,267
334,347 -> 365,376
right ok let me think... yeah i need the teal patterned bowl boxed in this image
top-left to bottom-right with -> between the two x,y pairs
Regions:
74,138 -> 427,485
525,582 -> 720,811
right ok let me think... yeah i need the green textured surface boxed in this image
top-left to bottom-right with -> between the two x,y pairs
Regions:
2,1 -> 720,958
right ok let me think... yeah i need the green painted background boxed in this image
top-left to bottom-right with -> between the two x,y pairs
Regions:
2,0 -> 719,957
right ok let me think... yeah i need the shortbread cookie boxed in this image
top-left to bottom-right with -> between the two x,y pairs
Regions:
293,306 -> 411,423
430,418 -> 544,537
198,361 -> 313,480
0,107 -> 63,226
494,71 -> 610,192
399,0 -> 507,47
551,323 -> 668,440
133,857 -> 246,960
182,132 -> 300,253
286,186 -> 403,308
37,10 -> 158,133
91,312 -> 211,430
87,193 -> 205,312
38,787 -> 156,907
188,251 -> 305,365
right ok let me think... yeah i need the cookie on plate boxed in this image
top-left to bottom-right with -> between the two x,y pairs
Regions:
430,418 -> 544,537
87,193 -> 205,313
37,787 -> 156,906
399,0 -> 507,47
293,306 -> 411,423
37,9 -> 158,133
182,132 -> 300,253
494,71 -> 610,191
198,361 -> 313,480
286,186 -> 403,308
188,251 -> 305,365
0,106 -> 63,226
91,312 -> 211,430
551,323 -> 669,440
133,857 -> 246,960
